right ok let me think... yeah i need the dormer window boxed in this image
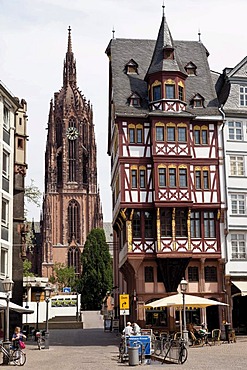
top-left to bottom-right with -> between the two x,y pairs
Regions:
128,92 -> 141,107
164,47 -> 174,60
125,59 -> 138,74
190,93 -> 204,108
185,61 -> 197,76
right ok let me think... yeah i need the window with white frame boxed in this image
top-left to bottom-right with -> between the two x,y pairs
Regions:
3,106 -> 10,130
231,194 -> 246,214
240,86 -> 247,106
231,234 -> 246,259
2,151 -> 9,178
0,247 -> 8,275
1,199 -> 9,226
230,156 -> 244,176
228,121 -> 243,140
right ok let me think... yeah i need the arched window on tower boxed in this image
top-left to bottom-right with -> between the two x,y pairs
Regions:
68,200 -> 80,242
56,118 -> 63,147
57,151 -> 63,185
68,246 -> 81,274
69,140 -> 76,181
68,116 -> 77,182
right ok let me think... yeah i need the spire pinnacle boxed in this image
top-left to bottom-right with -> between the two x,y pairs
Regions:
63,26 -> 77,88
162,1 -> 165,17
112,26 -> 115,39
67,25 -> 72,53
198,29 -> 201,42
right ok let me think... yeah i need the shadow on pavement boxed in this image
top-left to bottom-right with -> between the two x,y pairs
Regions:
47,328 -> 120,347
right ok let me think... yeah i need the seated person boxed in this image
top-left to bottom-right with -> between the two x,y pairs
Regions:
198,324 -> 207,338
187,323 -> 201,340
132,322 -> 141,335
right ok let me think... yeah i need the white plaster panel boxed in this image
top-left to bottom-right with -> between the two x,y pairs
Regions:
204,282 -> 218,293
193,147 -> 212,159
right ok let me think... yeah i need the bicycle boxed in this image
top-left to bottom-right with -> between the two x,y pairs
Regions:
162,337 -> 188,365
118,334 -> 129,363
36,330 -> 46,350
0,340 -> 26,366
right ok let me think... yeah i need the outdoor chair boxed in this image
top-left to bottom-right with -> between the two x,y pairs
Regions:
211,329 -> 221,345
159,331 -> 169,340
228,329 -> 236,343
189,331 -> 202,346
173,332 -> 182,340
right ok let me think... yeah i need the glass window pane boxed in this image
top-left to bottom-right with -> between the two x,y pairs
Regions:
159,168 -> 166,187
137,128 -> 143,143
153,85 -> 161,100
194,130 -> 200,144
129,128 -> 135,143
156,126 -> 164,141
178,127 -> 186,142
166,84 -> 175,99
167,127 -> 175,141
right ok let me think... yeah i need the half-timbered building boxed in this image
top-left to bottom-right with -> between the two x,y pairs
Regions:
106,10 -> 226,331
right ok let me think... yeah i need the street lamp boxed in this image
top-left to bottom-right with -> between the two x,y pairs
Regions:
180,277 -> 188,343
44,284 -> 52,349
2,276 -> 14,364
35,291 -> 41,332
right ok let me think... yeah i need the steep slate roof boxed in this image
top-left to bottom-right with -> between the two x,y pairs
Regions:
146,14 -> 184,76
107,37 -> 220,118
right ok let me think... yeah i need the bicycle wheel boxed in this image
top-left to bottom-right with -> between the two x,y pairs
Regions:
154,339 -> 161,355
13,349 -> 26,366
179,345 -> 188,364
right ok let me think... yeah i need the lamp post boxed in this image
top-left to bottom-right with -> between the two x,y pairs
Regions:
180,277 -> 188,343
2,276 -> 14,364
35,291 -> 41,332
44,284 -> 52,349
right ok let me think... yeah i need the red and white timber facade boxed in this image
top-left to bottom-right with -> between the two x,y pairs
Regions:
106,10 -> 227,331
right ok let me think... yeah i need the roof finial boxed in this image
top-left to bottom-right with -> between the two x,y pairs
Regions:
112,26 -> 115,39
67,25 -> 72,53
198,29 -> 201,42
162,1 -> 165,17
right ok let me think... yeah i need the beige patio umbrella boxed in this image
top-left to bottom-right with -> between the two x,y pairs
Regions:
144,293 -> 228,309
145,293 -> 228,333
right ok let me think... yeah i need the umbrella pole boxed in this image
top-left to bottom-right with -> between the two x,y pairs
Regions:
179,308 -> 182,333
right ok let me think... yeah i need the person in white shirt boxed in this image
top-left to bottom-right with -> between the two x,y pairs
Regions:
123,322 -> 133,336
132,322 -> 141,335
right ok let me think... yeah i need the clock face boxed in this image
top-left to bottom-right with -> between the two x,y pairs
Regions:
66,127 -> 79,140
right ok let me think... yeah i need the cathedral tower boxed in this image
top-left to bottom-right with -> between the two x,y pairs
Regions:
42,27 -> 103,278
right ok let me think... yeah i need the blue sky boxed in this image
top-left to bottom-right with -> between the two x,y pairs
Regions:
0,0 -> 246,221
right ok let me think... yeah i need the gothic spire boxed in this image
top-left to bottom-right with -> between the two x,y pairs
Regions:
63,26 -> 77,88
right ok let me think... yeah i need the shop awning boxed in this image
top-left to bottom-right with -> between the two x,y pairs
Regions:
232,281 -> 247,296
0,300 -> 34,314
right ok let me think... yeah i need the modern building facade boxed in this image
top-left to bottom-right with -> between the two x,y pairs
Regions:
41,28 -> 103,278
106,11 -> 227,331
217,59 -> 247,333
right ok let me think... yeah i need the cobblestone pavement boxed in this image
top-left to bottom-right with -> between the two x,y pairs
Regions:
2,329 -> 247,369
